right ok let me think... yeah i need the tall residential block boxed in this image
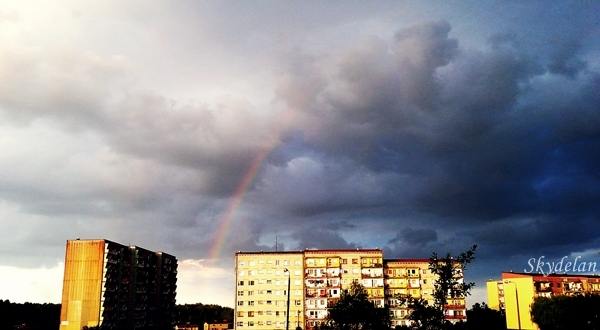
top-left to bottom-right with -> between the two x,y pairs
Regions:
234,249 -> 464,330
59,239 -> 178,330
385,259 -> 466,328
487,271 -> 600,330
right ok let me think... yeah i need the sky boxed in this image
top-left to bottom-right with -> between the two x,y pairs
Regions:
0,0 -> 599,308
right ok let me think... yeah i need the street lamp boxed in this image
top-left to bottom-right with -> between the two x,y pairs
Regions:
504,280 -> 521,330
284,268 -> 291,330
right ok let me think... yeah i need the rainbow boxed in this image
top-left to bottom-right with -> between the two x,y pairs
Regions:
206,135 -> 279,262
207,105 -> 300,263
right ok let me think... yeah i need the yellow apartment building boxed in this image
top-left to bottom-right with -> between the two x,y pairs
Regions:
303,249 -> 384,330
384,259 -> 466,327
488,272 -> 600,330
59,239 -> 177,330
235,251 -> 305,330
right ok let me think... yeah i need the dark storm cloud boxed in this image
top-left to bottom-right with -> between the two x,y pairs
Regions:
271,18 -> 600,263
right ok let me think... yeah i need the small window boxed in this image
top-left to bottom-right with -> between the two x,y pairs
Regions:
238,281 -> 244,286
238,291 -> 244,296
342,259 -> 348,264
352,259 -> 358,264
237,301 -> 244,306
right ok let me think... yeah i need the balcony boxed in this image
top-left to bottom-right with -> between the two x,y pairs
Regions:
445,315 -> 466,320
444,305 -> 465,310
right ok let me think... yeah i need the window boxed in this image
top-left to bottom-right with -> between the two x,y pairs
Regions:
248,321 -> 254,326
248,311 -> 254,317
352,259 -> 358,264
276,290 -> 281,296
342,258 -> 347,264
237,301 -> 244,306
295,280 -> 301,285
267,260 -> 273,264
259,260 -> 264,264
275,311 -> 280,316
352,269 -> 359,274
249,281 -> 255,285
238,291 -> 244,296
267,280 -> 272,284
248,301 -> 254,306
258,300 -> 264,304
295,260 -> 301,266
238,281 -> 244,286
275,260 -> 280,265
267,290 -> 272,294
320,300 -> 325,305
248,291 -> 254,296
237,312 -> 244,317
276,280 -> 280,286
258,311 -> 263,315
295,270 -> 301,276
239,261 -> 245,266
266,321 -> 272,325
236,322 -> 243,327
266,311 -> 272,315
267,300 -> 272,305
295,290 -> 301,296
295,300 -> 301,306
284,260 -> 290,266
239,271 -> 245,276
422,280 -> 427,284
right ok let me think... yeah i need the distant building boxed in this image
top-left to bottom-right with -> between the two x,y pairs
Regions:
487,271 -> 600,330
204,321 -> 233,330
59,239 -> 178,330
234,249 -> 466,330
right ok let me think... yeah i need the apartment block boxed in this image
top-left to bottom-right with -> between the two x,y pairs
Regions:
488,272 -> 600,330
384,259 -> 466,327
303,249 -> 384,329
235,252 -> 305,330
235,249 -> 464,330
59,239 -> 178,330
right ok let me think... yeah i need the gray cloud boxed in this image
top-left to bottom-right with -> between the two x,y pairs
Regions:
1,0 -> 600,305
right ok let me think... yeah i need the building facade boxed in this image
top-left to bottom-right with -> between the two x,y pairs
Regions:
487,271 -> 600,330
235,249 -> 467,330
385,259 -> 466,327
59,239 -> 178,330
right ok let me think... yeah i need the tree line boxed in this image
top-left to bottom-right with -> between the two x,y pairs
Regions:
0,301 -> 233,330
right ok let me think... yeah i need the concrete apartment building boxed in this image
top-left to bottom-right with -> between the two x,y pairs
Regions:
235,249 -> 466,330
385,259 -> 466,327
59,239 -> 178,330
487,271 -> 600,330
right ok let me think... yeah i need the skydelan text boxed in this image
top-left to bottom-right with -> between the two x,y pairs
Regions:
525,256 -> 597,277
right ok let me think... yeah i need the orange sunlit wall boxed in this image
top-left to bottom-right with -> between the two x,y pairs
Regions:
60,240 -> 105,330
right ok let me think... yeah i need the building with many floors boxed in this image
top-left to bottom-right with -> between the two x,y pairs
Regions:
487,271 -> 600,330
385,259 -> 466,327
234,249 -> 467,330
59,239 -> 178,330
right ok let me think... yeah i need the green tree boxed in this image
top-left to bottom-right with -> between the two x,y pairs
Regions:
321,281 -> 390,330
531,293 -> 600,330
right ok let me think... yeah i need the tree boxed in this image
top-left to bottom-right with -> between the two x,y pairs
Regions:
404,245 -> 477,330
465,302 -> 506,330
321,281 -> 390,330
531,293 -> 600,330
